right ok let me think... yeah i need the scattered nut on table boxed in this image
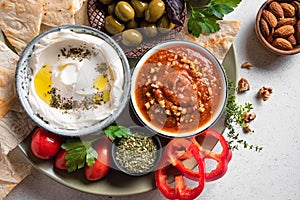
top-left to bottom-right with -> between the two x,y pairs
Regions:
241,62 -> 253,69
238,78 -> 250,93
243,123 -> 253,133
258,86 -> 273,101
243,112 -> 257,123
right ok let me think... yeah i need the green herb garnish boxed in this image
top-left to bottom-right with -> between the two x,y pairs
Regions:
187,0 -> 242,37
225,80 -> 263,152
61,139 -> 98,172
104,125 -> 131,141
61,125 -> 131,172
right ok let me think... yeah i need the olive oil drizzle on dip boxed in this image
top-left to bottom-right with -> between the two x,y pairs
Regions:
134,46 -> 224,133
29,29 -> 124,129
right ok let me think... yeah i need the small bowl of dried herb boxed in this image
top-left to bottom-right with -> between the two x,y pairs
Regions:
111,126 -> 162,176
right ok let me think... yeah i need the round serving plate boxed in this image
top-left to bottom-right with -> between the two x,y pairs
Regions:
17,44 -> 238,196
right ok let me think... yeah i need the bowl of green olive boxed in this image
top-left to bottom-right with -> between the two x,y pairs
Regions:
88,0 -> 186,58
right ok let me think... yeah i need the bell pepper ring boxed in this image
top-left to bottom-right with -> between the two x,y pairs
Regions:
184,129 -> 232,182
156,143 -> 205,200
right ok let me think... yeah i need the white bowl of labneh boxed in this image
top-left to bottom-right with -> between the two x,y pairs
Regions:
131,41 -> 228,138
16,25 -> 130,136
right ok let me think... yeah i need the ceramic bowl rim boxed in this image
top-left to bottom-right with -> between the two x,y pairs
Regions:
130,40 -> 228,138
15,25 -> 131,137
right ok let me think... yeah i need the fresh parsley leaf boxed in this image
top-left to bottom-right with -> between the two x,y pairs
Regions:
187,0 -> 242,37
103,125 -> 131,141
62,139 -> 98,172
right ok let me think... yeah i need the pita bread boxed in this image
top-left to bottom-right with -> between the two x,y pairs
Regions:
0,147 -> 32,199
179,20 -> 241,63
0,41 -> 18,120
0,110 -> 36,155
75,0 -> 89,26
42,0 -> 76,27
73,0 -> 86,13
0,0 -> 44,54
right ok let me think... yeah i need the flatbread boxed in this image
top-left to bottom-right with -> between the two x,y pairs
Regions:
75,0 -> 89,26
179,20 -> 241,63
0,0 -> 44,54
0,41 -> 18,120
73,0 -> 86,13
42,0 -> 77,27
0,147 -> 32,199
0,110 -> 36,155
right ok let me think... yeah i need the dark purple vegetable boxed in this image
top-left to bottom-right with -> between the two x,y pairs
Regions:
164,0 -> 185,26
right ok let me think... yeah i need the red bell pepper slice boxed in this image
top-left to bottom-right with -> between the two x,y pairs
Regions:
183,129 -> 232,182
156,140 -> 205,200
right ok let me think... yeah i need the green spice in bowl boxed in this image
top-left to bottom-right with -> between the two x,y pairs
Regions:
111,126 -> 162,176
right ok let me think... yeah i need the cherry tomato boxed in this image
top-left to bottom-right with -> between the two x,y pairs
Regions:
54,149 -> 68,170
84,136 -> 111,181
30,128 -> 62,159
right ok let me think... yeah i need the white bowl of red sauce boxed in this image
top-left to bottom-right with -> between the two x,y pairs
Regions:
131,41 -> 227,138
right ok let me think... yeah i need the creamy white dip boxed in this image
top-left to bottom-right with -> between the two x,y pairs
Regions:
28,29 -> 124,129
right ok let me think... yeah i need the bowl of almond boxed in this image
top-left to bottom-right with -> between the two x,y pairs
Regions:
255,0 -> 300,55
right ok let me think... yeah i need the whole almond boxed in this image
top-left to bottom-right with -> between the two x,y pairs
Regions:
280,3 -> 296,17
272,38 -> 293,50
267,28 -> 275,43
277,18 -> 297,27
274,25 -> 295,38
291,1 -> 300,19
287,35 -> 297,45
295,20 -> 300,44
269,1 -> 284,18
262,10 -> 278,28
260,18 -> 270,38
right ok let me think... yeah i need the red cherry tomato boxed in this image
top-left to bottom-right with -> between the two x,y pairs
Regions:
30,128 -> 62,159
84,136 -> 111,181
54,149 -> 68,170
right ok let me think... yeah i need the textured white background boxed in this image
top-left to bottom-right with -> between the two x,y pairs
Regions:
5,0 -> 300,199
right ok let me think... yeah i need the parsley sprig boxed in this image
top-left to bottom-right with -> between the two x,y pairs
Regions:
62,139 -> 98,172
61,125 -> 131,172
187,0 -> 242,37
104,125 -> 131,140
225,80 -> 263,152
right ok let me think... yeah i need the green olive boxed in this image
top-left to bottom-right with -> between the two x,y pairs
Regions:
126,19 -> 139,29
107,3 -> 116,15
130,0 -> 148,18
99,0 -> 114,5
104,15 -> 125,35
157,15 -> 175,33
121,29 -> 143,46
140,20 -> 158,37
114,1 -> 135,22
144,0 -> 165,22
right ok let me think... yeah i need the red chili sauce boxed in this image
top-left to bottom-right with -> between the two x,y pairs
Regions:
134,46 -> 224,134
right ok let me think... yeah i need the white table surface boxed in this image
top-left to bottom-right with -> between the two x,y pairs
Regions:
5,0 -> 300,199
